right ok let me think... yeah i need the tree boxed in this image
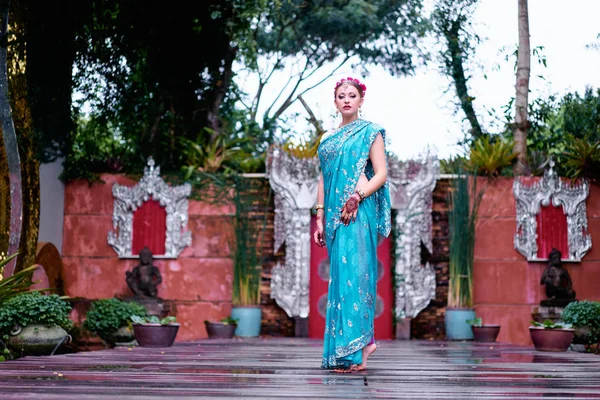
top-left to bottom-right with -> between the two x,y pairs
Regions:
433,0 -> 484,142
237,0 -> 429,146
0,0 -> 22,276
513,0 -> 531,175
67,0 -> 265,175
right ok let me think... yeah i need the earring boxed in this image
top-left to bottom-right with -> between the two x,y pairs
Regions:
358,107 -> 363,118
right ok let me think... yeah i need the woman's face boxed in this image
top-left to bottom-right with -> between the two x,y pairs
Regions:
334,85 -> 364,119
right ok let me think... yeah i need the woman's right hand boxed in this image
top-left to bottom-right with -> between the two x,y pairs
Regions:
313,216 -> 325,247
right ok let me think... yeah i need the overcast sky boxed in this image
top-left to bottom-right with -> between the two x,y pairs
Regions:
237,0 -> 600,160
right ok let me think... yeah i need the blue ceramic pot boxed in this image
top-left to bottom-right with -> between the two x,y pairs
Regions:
445,308 -> 476,340
231,306 -> 262,337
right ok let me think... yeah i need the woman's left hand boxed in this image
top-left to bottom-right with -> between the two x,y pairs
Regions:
341,193 -> 360,225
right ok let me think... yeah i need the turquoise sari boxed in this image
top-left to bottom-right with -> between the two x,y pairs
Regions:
318,119 -> 391,369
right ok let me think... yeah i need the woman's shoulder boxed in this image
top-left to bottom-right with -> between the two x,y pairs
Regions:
363,119 -> 385,132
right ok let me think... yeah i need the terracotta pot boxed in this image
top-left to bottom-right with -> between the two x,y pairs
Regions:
133,323 -> 179,348
472,325 -> 501,342
205,321 -> 236,339
529,327 -> 574,352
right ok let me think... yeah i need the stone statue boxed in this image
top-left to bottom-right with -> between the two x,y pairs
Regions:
540,248 -> 576,300
126,247 -> 162,298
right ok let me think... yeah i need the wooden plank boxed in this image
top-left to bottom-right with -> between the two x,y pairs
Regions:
0,338 -> 599,399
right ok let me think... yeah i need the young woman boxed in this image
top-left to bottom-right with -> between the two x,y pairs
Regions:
314,77 -> 391,373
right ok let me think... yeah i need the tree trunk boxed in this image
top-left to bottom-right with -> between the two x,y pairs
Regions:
513,0 -> 531,175
444,19 -> 484,140
0,0 -> 22,277
207,44 -> 237,142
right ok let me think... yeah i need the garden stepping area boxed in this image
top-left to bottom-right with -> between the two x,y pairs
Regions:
0,338 -> 599,399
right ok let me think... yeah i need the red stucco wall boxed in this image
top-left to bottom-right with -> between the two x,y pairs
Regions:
62,174 -> 600,346
62,174 -> 235,342
473,178 -> 600,346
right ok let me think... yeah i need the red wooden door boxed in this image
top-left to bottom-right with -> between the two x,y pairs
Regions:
132,199 -> 167,256
536,202 -> 569,259
308,215 -> 394,339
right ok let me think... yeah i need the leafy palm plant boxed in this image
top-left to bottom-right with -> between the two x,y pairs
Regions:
447,171 -> 483,309
0,253 -> 39,304
562,137 -> 600,183
466,136 -> 518,177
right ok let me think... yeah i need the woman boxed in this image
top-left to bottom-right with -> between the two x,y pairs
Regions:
314,77 -> 391,373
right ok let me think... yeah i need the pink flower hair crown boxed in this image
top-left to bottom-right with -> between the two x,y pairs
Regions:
334,77 -> 367,95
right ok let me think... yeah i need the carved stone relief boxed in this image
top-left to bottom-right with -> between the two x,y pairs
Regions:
388,150 -> 439,319
513,161 -> 592,262
266,146 -> 320,318
107,157 -> 192,258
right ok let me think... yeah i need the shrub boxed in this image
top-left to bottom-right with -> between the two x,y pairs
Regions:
83,298 -> 146,339
562,300 -> 600,345
0,292 -> 73,336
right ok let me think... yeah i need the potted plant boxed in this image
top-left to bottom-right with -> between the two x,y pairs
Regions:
445,171 -> 483,340
0,292 -> 73,356
131,315 -> 179,347
561,300 -> 600,353
83,298 -> 147,346
230,182 -> 263,337
529,319 -> 574,352
466,317 -> 501,342
204,317 -> 238,339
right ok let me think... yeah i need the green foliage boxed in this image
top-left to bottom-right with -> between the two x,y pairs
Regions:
466,136 -> 518,177
562,301 -> 600,345
231,178 -> 269,307
231,201 -> 262,306
0,254 -> 39,304
131,315 -> 177,325
440,156 -> 468,175
180,128 -> 262,178
562,138 -> 600,183
501,87 -> 600,178
466,317 -> 483,327
61,115 -> 138,182
0,348 -> 10,362
83,298 -> 147,339
447,170 -> 483,309
238,0 -> 429,148
0,292 -> 73,336
530,319 -> 572,330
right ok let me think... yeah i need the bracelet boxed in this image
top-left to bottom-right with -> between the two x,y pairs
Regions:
354,188 -> 365,201
314,204 -> 324,210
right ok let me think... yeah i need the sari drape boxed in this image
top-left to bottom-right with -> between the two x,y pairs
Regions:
318,119 -> 391,369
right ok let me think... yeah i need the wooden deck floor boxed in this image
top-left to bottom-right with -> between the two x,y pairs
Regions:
0,338 -> 599,399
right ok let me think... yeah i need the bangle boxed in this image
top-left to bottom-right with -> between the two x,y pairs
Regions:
354,188 -> 365,201
314,204 -> 324,210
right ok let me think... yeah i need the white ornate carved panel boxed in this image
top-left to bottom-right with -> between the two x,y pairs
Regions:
107,157 -> 192,259
388,150 -> 439,319
266,146 -> 320,318
513,162 -> 592,262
